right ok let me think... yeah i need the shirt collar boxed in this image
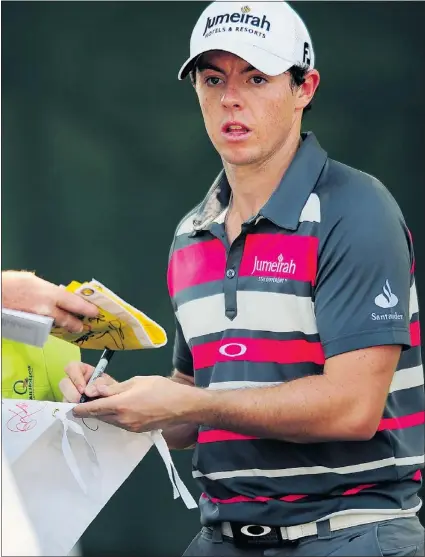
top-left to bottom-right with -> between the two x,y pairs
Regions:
192,132 -> 327,233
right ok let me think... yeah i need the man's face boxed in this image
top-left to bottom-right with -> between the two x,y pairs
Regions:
194,51 -> 302,167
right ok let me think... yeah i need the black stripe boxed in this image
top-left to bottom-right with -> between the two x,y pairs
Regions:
198,488 -> 421,527
410,312 -> 419,323
196,464 -> 422,499
194,361 -> 324,388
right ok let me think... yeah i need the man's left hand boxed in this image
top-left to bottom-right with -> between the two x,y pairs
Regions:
72,375 -> 202,432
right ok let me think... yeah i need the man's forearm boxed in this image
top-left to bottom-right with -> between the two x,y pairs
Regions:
185,374 -> 376,443
161,371 -> 198,449
161,423 -> 198,450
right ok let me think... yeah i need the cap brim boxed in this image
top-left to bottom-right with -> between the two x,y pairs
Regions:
177,39 -> 295,80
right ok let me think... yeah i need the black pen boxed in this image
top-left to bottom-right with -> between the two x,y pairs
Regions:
79,348 -> 115,403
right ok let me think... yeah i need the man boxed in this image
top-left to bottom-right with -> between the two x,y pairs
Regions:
63,2 -> 425,555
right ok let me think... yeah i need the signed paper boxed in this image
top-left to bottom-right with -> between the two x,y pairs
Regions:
51,279 -> 167,350
2,399 -> 196,556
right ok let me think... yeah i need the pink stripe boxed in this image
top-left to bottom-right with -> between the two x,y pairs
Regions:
167,240 -> 226,297
201,493 -> 308,504
413,470 -> 422,481
239,234 -> 318,284
281,494 -> 308,502
342,483 -> 377,496
410,321 -> 421,347
378,411 -> 425,431
198,430 -> 258,443
193,338 -> 325,370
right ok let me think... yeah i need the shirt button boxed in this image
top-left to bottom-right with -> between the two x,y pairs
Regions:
226,268 -> 236,279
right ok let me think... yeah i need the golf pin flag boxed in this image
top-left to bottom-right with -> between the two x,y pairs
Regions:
51,279 -> 167,350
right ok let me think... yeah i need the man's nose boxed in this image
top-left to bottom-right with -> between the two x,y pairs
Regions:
221,85 -> 244,110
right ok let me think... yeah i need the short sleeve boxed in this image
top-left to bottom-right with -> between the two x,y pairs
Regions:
314,184 -> 413,359
172,317 -> 194,376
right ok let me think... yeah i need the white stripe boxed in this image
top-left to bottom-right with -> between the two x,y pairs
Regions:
176,213 -> 196,236
299,193 -> 321,223
389,365 -> 424,393
177,291 -> 317,342
410,281 -> 419,317
192,455 -> 424,480
208,381 -> 282,391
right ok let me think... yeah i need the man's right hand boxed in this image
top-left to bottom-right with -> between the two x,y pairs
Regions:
2,271 -> 99,333
60,361 -> 117,403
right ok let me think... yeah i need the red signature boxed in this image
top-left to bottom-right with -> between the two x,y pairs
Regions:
6,402 -> 44,433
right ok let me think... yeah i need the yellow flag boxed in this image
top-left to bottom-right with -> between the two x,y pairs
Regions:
51,279 -> 167,350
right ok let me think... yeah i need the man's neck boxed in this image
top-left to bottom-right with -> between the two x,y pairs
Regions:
223,131 -> 301,223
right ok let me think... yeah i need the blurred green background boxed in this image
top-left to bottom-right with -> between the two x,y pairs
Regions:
2,1 -> 424,555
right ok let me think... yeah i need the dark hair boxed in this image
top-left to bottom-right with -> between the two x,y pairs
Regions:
190,61 -> 316,116
287,64 -> 314,115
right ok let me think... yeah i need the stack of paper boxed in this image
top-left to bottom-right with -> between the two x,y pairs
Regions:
1,308 -> 54,348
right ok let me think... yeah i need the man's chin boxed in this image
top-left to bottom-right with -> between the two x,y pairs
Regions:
220,147 -> 260,167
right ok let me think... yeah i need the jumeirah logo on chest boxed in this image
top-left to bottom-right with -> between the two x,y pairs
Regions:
251,253 -> 297,283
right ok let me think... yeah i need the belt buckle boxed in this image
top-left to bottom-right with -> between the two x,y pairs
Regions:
229,522 -> 284,548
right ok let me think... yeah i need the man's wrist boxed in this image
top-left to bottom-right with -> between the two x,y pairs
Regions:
179,385 -> 217,424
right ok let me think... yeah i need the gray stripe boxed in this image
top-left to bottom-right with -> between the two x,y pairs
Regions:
173,231 -> 213,252
174,280 -> 223,307
384,384 -> 425,417
173,276 -> 313,306
194,431 -> 423,473
397,345 -> 422,371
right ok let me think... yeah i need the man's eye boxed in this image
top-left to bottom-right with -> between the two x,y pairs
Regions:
250,76 -> 267,85
205,76 -> 223,86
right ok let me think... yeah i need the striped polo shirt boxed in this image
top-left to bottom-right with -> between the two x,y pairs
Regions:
168,132 -> 424,527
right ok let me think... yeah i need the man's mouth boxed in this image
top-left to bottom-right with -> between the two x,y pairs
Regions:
221,121 -> 252,140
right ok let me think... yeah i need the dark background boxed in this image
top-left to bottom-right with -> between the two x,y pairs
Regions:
2,2 -> 424,555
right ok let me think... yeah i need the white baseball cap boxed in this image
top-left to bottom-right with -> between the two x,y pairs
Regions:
178,1 -> 315,80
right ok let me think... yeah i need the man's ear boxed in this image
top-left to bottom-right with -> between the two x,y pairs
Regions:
296,69 -> 320,110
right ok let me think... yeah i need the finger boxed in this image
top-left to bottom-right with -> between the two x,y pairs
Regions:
72,396 -> 120,418
97,415 -> 124,427
84,375 -> 117,398
57,290 -> 99,318
59,378 -> 81,403
91,379 -> 130,398
65,362 -> 95,394
52,307 -> 85,333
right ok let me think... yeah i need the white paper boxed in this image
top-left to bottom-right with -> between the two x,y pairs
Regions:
1,399 -> 197,556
